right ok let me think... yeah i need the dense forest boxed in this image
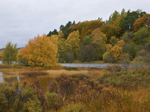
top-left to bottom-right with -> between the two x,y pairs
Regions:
45,9 -> 150,64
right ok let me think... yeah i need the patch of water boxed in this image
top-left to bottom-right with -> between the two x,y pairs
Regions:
0,72 -> 4,83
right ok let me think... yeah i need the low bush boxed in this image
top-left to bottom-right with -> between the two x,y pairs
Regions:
103,52 -> 117,63
62,102 -> 85,112
106,64 -> 122,72
69,74 -> 89,80
45,92 -> 63,110
20,71 -> 48,77
98,67 -> 150,89
1,71 -> 150,112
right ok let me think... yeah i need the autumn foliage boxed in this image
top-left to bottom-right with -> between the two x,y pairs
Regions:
133,14 -> 150,32
19,34 -> 58,67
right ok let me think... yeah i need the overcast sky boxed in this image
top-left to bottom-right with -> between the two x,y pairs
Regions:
0,0 -> 150,48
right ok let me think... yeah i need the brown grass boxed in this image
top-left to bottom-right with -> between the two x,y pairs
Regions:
46,69 -> 88,77
88,69 -> 105,79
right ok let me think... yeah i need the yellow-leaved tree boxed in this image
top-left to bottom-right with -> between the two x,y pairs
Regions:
103,40 -> 125,62
19,34 -> 58,67
110,40 -> 125,60
66,30 -> 80,58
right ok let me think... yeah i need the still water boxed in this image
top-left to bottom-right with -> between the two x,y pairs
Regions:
0,71 -> 54,91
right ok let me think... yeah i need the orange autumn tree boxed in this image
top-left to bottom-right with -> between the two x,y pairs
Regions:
19,34 -> 58,67
133,14 -> 150,32
110,40 -> 125,60
103,40 -> 125,61
80,20 -> 104,40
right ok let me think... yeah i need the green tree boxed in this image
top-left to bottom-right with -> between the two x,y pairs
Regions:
92,38 -> 106,60
120,10 -> 146,32
106,10 -> 120,24
59,21 -> 74,39
113,8 -> 127,26
110,36 -> 118,46
66,30 -> 80,58
81,35 -> 93,46
100,24 -> 121,42
47,29 -> 58,36
77,45 -> 97,62
121,31 -> 132,44
2,42 -> 18,64
133,27 -> 150,45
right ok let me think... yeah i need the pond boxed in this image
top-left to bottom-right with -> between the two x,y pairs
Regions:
0,71 -> 54,91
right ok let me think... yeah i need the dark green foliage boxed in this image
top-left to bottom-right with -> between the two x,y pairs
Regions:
59,21 -> 74,39
120,10 -> 146,32
77,45 -> 97,62
106,10 -> 120,24
103,52 -> 117,63
81,35 -> 93,46
2,42 -> 18,64
92,38 -> 107,60
65,52 -> 74,63
121,31 -> 132,44
47,29 -> 58,36
133,27 -> 150,45
110,36 -> 118,46
123,43 -> 137,60
18,55 -> 28,65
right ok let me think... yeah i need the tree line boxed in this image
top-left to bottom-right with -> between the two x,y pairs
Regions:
2,9 -> 150,67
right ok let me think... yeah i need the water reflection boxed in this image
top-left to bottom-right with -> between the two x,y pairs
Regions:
0,72 -> 4,83
0,71 -> 54,91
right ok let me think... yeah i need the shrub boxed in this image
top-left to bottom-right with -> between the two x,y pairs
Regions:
65,52 -> 74,63
77,45 -> 97,62
45,92 -> 63,110
23,95 -> 42,112
0,92 -> 8,112
103,52 -> 117,63
98,67 -> 150,89
55,74 -> 79,98
69,74 -> 89,80
20,71 -> 48,77
106,65 -> 122,72
62,103 -> 85,112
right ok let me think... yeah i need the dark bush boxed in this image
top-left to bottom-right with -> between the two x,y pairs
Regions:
77,45 -> 97,62
20,71 -> 48,77
106,65 -> 122,72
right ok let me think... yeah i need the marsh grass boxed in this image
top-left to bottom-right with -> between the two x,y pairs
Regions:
1,65 -> 150,111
